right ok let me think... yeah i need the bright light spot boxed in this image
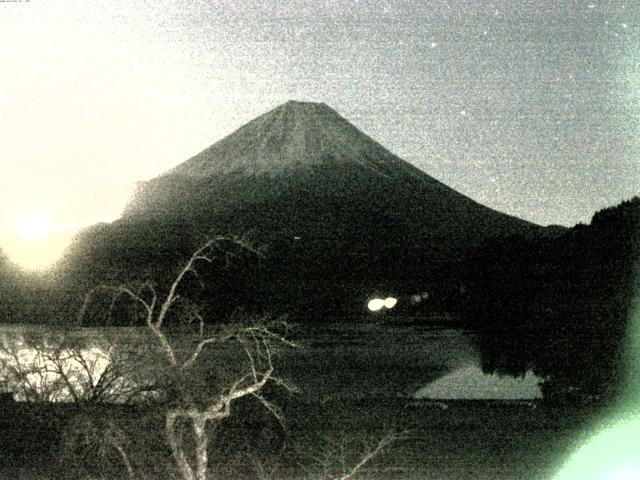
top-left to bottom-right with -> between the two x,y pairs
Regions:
3,215 -> 79,271
604,464 -> 640,480
367,298 -> 385,312
384,297 -> 398,309
553,415 -> 640,480
15,214 -> 52,243
368,297 -> 398,311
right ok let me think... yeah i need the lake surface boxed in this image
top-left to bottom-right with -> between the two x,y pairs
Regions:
279,323 -> 547,401
0,323 -> 546,402
414,364 -> 543,400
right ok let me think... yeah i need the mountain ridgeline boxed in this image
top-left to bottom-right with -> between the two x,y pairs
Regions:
60,101 -> 547,322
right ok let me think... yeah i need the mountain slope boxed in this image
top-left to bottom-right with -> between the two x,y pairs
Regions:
126,100 -> 539,255
62,101 -> 545,320
163,100 -> 425,178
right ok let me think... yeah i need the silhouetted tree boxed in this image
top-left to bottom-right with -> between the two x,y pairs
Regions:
458,197 -> 640,404
79,237 -> 295,480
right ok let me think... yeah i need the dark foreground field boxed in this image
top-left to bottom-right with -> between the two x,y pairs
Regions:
0,398 -> 600,479
285,399 -> 598,480
0,323 -> 607,479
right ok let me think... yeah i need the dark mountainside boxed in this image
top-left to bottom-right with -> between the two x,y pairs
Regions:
454,197 -> 640,404
0,252 -> 56,324
0,252 -> 23,321
54,101 -> 546,323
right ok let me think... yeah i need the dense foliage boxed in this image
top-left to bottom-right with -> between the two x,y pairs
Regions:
455,197 -> 639,403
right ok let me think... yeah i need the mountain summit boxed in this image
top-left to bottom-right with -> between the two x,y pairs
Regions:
68,101 -> 544,318
164,100 -> 423,179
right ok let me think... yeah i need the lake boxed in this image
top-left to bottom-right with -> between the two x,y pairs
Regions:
0,322 -> 616,480
0,323 -> 546,402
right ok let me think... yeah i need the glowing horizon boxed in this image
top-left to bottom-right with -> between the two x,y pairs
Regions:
2,222 -> 80,272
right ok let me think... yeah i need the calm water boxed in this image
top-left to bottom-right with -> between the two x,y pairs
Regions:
414,364 -> 542,400
0,323 -> 545,402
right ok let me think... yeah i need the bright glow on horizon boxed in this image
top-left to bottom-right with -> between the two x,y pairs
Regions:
15,214 -> 53,244
2,225 -> 77,272
0,182 -> 135,270
0,1 -> 228,268
1,212 -> 124,271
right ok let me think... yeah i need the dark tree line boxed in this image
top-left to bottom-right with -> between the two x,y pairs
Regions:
452,197 -> 640,404
0,250 -> 46,323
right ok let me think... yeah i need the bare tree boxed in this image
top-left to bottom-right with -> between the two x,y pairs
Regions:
0,327 -> 159,404
243,430 -> 402,480
0,326 -> 168,480
296,432 -> 402,480
0,237 -> 398,479
79,237 -> 295,480
0,334 -> 61,402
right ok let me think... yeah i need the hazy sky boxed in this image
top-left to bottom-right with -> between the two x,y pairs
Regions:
1,0 -> 638,268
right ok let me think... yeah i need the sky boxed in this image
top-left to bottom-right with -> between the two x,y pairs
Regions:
1,0 -> 638,269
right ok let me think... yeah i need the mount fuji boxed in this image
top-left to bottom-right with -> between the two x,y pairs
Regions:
62,101 -> 545,319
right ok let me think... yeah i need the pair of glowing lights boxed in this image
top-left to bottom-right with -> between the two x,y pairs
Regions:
367,297 -> 398,312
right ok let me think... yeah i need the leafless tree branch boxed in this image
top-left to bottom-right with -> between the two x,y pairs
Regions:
335,432 -> 398,480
